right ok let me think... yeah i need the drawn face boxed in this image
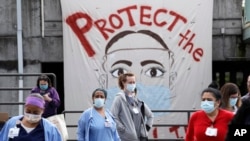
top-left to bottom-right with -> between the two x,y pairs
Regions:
102,32 -> 174,116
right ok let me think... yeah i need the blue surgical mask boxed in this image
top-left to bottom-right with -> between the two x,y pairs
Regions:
94,98 -> 105,108
106,83 -> 171,117
126,84 -> 136,92
229,98 -> 238,107
201,100 -> 215,113
39,84 -> 48,90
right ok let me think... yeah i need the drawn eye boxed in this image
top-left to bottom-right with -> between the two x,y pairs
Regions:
110,68 -> 128,78
145,67 -> 165,77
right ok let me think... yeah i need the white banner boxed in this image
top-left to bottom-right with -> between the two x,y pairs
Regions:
61,0 -> 213,139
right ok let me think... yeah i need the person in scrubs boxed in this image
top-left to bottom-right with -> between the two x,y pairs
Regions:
77,88 -> 120,141
0,93 -> 62,141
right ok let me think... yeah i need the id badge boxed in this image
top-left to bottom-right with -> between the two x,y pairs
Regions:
8,127 -> 20,138
133,107 -> 139,114
205,127 -> 217,136
105,121 -> 112,127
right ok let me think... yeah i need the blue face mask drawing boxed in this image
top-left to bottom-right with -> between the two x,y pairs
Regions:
39,84 -> 48,91
106,87 -> 120,109
106,83 -> 171,117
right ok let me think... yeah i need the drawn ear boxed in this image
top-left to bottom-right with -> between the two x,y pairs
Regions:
98,74 -> 108,88
169,72 -> 177,90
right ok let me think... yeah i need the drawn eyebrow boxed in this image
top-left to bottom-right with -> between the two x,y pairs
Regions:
111,60 -> 132,67
140,60 -> 163,67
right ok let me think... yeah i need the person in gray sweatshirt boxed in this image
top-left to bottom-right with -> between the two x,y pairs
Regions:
111,72 -> 154,141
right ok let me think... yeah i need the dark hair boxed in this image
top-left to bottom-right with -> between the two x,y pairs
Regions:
92,88 -> 107,98
208,81 -> 220,90
220,82 -> 241,108
118,73 -> 135,90
201,87 -> 221,101
36,74 -> 52,87
102,30 -> 175,71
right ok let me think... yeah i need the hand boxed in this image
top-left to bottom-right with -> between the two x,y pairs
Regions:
43,93 -> 52,102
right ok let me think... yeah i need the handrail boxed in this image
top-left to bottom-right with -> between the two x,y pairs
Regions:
62,109 -> 196,127
0,73 -> 57,88
62,110 -> 194,141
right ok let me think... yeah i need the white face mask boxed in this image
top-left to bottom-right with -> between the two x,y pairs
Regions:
24,112 -> 42,123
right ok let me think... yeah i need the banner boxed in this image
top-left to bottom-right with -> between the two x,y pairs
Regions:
61,0 -> 213,139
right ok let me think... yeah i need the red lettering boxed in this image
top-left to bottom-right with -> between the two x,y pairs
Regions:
140,6 -> 152,26
109,14 -> 123,29
168,11 -> 187,31
169,126 -> 181,138
94,19 -> 115,40
193,48 -> 203,62
66,12 -> 95,57
179,30 -> 204,62
117,5 -> 137,26
154,9 -> 168,27
153,127 -> 158,138
183,33 -> 195,53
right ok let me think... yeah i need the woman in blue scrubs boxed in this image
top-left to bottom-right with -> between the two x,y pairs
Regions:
0,93 -> 62,141
77,88 -> 120,141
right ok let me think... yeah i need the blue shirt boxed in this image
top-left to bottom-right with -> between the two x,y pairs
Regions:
77,107 -> 120,141
0,115 -> 62,141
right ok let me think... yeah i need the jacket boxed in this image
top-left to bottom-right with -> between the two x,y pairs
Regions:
31,86 -> 61,118
0,115 -> 62,141
111,92 -> 154,141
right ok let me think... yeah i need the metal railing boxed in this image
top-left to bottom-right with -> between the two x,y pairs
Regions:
62,109 -> 196,141
0,73 -> 57,106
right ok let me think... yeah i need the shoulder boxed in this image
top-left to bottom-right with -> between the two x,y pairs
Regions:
114,92 -> 124,100
242,94 -> 250,100
6,115 -> 23,124
190,110 -> 204,119
48,87 -> 57,92
80,108 -> 92,118
31,87 -> 39,92
219,109 -> 234,119
42,118 -> 58,128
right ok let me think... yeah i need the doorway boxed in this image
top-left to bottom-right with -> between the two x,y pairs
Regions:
41,62 -> 64,114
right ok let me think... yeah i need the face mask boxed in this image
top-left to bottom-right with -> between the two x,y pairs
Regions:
94,98 -> 105,108
201,100 -> 215,113
126,84 -> 136,92
24,112 -> 42,123
229,98 -> 238,107
106,83 -> 172,117
39,84 -> 48,90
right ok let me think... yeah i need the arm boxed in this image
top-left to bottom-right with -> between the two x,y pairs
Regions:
0,116 -> 20,141
77,113 -> 86,141
110,95 -> 125,132
185,113 -> 196,141
0,120 -> 11,140
143,103 -> 154,131
47,87 -> 61,107
43,119 -> 63,141
113,127 -> 121,141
